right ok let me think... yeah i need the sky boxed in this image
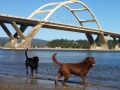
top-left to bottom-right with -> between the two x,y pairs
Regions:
0,0 -> 120,41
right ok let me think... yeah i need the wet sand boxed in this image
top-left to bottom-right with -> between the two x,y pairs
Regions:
0,75 -> 119,90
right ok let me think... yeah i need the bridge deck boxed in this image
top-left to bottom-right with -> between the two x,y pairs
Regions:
0,14 -> 120,38
0,14 -> 39,26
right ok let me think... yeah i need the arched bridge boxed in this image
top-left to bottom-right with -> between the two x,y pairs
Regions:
0,0 -> 120,50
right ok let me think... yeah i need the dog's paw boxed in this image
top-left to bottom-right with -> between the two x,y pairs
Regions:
64,84 -> 69,87
78,81 -> 84,85
78,81 -> 91,86
26,70 -> 28,75
30,74 -> 37,78
55,83 -> 59,86
86,83 -> 91,86
84,83 -> 91,87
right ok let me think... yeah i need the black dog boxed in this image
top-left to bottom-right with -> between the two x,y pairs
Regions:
25,48 -> 39,77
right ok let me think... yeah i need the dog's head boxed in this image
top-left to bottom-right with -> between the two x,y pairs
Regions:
33,56 -> 39,62
84,57 -> 95,67
32,56 -> 39,68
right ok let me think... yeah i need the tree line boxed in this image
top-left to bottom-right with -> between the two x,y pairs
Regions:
46,39 -> 115,49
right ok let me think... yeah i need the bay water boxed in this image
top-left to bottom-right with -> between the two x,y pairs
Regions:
0,49 -> 120,89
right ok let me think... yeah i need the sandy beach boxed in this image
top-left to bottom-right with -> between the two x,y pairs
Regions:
0,75 -> 119,90
0,75 -> 84,90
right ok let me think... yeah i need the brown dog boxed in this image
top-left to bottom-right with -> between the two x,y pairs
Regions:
52,53 -> 95,86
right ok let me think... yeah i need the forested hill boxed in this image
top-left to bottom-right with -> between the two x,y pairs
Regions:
46,39 -> 115,49
0,38 -> 115,49
0,37 -> 49,46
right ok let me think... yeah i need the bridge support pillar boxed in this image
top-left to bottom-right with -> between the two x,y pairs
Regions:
13,25 -> 28,38
4,39 -> 17,48
0,22 -> 17,48
16,38 -> 32,48
118,38 -> 120,50
112,36 -> 119,50
16,22 -> 43,48
105,35 -> 110,42
85,33 -> 96,50
1,21 -> 42,49
98,34 -> 109,50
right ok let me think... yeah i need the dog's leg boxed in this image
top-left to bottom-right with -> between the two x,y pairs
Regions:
55,72 -> 62,85
62,76 -> 69,86
26,65 -> 28,75
31,68 -> 34,78
62,72 -> 70,86
36,69 -> 38,74
80,75 -> 88,86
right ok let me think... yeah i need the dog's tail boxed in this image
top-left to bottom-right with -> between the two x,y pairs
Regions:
52,53 -> 62,67
25,48 -> 28,59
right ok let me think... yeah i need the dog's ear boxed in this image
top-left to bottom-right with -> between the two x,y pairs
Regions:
91,57 -> 94,59
85,57 -> 89,60
84,57 -> 89,62
85,57 -> 94,61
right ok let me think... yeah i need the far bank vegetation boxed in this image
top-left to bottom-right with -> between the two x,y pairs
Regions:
46,39 -> 115,49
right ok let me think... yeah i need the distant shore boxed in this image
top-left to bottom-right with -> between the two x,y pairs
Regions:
1,47 -> 88,50
1,47 -> 119,51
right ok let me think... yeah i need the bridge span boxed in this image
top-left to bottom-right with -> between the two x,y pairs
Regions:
0,14 -> 120,50
0,0 -> 120,50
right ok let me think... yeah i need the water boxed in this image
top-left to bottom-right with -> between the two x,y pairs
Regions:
0,49 -> 120,89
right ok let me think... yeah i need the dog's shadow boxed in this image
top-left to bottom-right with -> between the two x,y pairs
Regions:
53,80 -> 88,90
25,77 -> 88,90
54,83 -> 87,90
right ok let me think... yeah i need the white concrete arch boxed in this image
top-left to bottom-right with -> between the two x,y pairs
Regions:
28,0 -> 101,29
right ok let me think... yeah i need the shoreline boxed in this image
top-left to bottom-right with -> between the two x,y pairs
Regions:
0,75 -> 84,90
0,75 -> 119,90
1,47 -> 119,51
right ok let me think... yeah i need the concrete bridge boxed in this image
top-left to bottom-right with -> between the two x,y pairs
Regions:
0,0 -> 120,50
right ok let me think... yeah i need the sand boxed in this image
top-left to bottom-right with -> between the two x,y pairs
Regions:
0,75 -> 119,90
